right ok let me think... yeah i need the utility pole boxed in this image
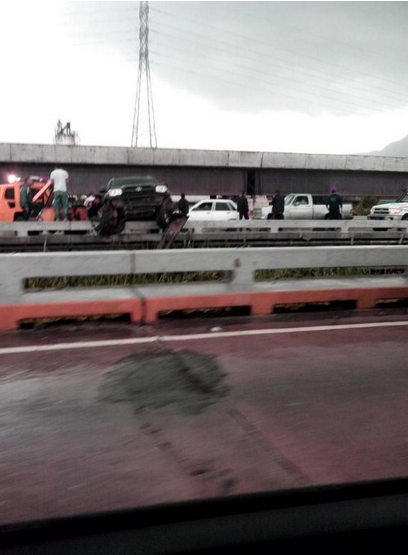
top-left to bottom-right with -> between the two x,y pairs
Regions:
131,1 -> 157,148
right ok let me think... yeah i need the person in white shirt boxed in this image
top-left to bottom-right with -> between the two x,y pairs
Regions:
49,167 -> 70,221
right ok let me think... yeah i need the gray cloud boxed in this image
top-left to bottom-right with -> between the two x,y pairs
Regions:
146,1 -> 408,116
53,2 -> 408,118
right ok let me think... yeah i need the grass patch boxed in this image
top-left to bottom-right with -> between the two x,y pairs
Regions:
25,272 -> 227,290
24,267 -> 405,290
377,298 -> 408,309
255,267 -> 405,281
19,313 -> 131,328
273,300 -> 357,313
159,306 -> 251,319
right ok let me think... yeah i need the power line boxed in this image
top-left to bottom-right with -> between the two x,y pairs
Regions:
147,36 -> 403,115
151,6 -> 408,95
55,16 -> 138,27
150,27 -> 408,111
65,17 -> 408,112
59,10 -> 408,108
150,20 -> 408,106
149,51 -> 368,116
52,4 -> 408,109
224,3 -> 408,71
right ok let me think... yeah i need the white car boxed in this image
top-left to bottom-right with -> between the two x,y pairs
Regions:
188,199 -> 239,221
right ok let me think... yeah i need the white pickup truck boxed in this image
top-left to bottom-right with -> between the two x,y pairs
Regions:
369,193 -> 408,221
252,193 -> 353,220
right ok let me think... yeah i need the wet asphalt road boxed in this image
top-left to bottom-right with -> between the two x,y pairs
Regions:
0,309 -> 408,525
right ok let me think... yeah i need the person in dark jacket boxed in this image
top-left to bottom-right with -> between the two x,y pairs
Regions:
271,190 -> 285,219
19,178 -> 32,221
326,187 -> 343,219
178,193 -> 189,217
237,192 -> 249,220
20,177 -> 41,220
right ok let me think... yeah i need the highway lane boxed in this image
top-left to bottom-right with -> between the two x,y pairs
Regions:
0,310 -> 407,524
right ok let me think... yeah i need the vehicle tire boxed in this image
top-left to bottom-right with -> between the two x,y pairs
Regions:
324,213 -> 329,220
96,201 -> 126,236
401,214 -> 408,221
113,207 -> 126,234
156,199 -> 173,230
14,216 -> 25,222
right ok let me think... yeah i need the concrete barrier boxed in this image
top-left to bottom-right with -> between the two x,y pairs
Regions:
1,246 -> 408,330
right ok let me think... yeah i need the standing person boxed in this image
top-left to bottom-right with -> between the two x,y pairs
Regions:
271,189 -> 285,219
49,167 -> 70,221
326,186 -> 343,220
20,178 -> 42,220
237,191 -> 249,220
19,177 -> 33,221
178,193 -> 189,217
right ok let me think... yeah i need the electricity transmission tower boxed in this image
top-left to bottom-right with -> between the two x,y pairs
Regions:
131,1 -> 157,148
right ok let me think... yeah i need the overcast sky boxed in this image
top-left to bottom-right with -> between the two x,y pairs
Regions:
1,0 -> 408,154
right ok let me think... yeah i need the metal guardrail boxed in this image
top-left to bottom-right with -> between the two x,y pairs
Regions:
2,231 -> 408,253
1,219 -> 408,238
180,220 -> 408,233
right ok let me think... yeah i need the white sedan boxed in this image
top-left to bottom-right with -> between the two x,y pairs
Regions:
188,199 -> 239,221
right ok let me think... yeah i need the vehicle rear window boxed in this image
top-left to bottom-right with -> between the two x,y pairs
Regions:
294,195 -> 309,205
313,196 -> 327,205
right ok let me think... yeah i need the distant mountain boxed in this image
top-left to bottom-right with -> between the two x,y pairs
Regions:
368,134 -> 408,157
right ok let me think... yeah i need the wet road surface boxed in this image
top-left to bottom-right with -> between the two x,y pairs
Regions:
0,309 -> 408,524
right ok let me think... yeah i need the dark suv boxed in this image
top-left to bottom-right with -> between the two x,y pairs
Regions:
103,176 -> 174,229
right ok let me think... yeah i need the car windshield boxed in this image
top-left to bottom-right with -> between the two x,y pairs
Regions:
2,0 -> 408,537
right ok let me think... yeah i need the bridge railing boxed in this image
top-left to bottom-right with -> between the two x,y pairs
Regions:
1,219 -> 408,237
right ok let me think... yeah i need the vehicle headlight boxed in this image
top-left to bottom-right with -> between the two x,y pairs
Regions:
107,188 -> 122,197
155,185 -> 168,193
389,207 -> 403,214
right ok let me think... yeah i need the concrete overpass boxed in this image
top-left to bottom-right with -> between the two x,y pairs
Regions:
1,143 -> 408,198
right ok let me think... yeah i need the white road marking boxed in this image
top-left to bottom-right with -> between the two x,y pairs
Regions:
0,320 -> 407,355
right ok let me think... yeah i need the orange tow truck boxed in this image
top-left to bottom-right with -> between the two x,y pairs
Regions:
0,175 -> 87,222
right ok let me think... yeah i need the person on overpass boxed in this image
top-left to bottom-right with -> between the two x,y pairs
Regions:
271,190 -> 285,219
237,191 -> 249,220
178,193 -> 189,217
19,177 -> 33,221
49,167 -> 70,221
20,177 -> 42,221
327,187 -> 343,220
